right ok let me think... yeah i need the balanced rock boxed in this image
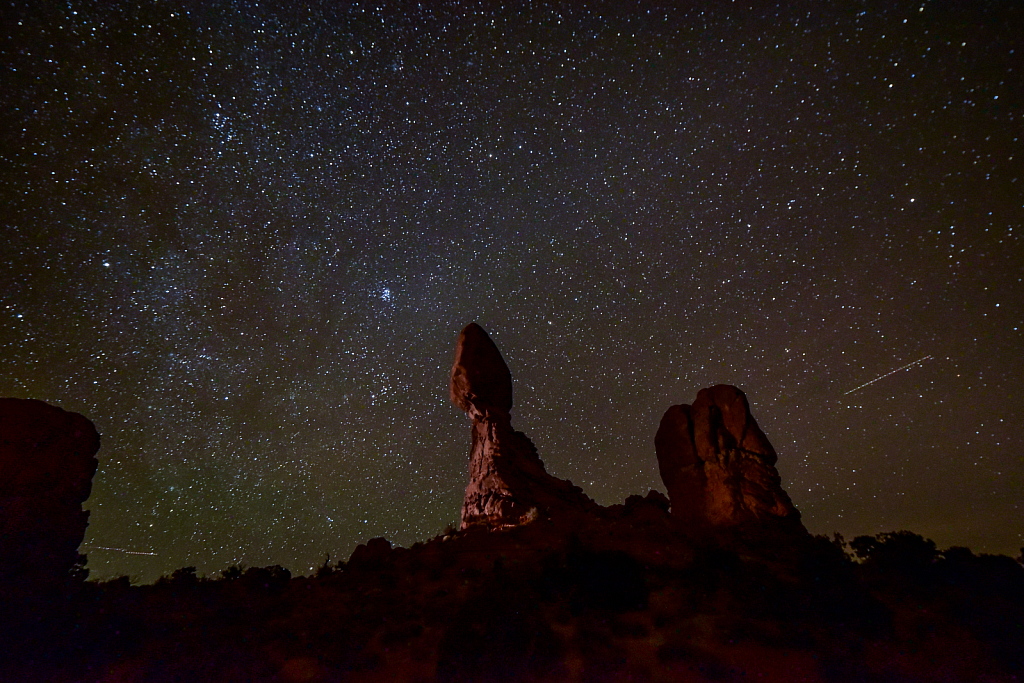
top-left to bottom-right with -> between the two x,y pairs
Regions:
655,385 -> 802,530
0,398 -> 100,587
450,322 -> 512,422
451,323 -> 597,529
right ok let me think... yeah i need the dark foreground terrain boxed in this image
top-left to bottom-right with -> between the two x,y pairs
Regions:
3,497 -> 1022,683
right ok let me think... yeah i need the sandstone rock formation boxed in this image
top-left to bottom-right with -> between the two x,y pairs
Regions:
655,385 -> 803,531
451,323 -> 597,529
0,398 -> 100,588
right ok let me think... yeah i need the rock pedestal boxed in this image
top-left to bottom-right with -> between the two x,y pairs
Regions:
0,398 -> 100,587
655,385 -> 802,531
451,323 -> 596,530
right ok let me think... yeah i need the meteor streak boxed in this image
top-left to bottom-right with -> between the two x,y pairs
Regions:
83,545 -> 159,556
843,355 -> 934,396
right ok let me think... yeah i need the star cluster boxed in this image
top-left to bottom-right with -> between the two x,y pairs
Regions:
2,1 -> 1021,582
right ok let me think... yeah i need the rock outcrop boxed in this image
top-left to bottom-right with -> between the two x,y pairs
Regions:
451,323 -> 597,529
348,537 -> 394,571
0,398 -> 100,588
655,385 -> 803,531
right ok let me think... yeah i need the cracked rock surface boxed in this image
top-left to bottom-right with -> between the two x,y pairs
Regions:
655,385 -> 803,531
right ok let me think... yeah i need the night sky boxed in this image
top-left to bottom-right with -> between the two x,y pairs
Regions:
2,1 -> 1021,583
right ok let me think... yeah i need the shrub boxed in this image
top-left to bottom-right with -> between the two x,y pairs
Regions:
158,566 -> 198,586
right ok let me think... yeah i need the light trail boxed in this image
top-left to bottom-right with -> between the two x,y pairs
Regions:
82,545 -> 159,556
843,355 -> 934,396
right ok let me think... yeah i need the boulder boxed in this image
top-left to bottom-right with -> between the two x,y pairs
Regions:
0,398 -> 100,587
655,385 -> 802,530
450,324 -> 596,529
348,537 -> 393,571
450,322 -> 513,421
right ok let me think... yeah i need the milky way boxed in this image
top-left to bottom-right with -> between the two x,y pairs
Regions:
2,1 -> 1021,582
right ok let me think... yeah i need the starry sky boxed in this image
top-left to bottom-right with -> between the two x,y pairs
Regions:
2,1 -> 1021,583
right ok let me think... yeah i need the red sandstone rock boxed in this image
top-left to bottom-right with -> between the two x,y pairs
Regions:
450,323 -> 596,530
655,385 -> 802,530
450,322 -> 513,422
0,398 -> 100,586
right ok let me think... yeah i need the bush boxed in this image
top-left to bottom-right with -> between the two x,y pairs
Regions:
158,566 -> 198,587
240,565 -> 291,593
220,565 -> 244,581
850,531 -> 938,576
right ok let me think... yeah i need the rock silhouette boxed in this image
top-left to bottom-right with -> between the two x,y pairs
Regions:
655,384 -> 803,531
0,398 -> 100,589
451,323 -> 597,529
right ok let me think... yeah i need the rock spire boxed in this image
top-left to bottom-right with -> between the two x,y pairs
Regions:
450,323 -> 596,529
